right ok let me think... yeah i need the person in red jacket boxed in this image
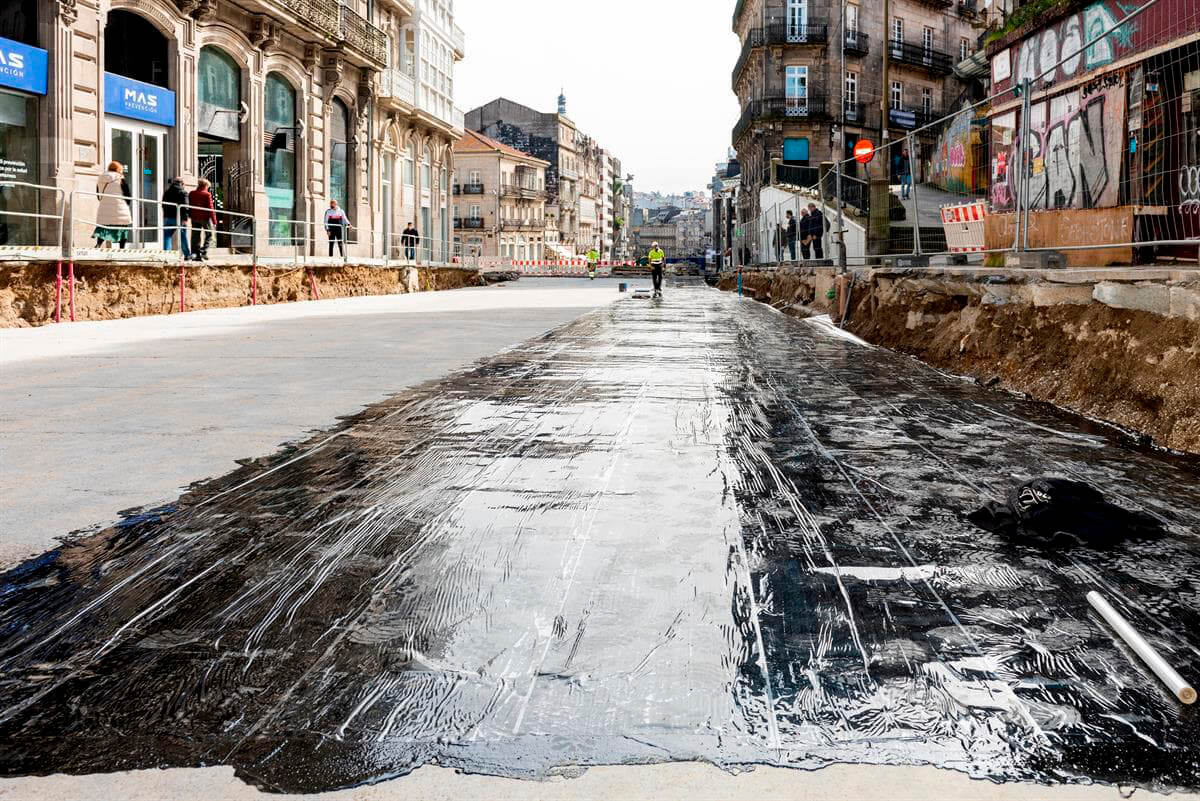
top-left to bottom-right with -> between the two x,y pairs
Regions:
187,178 -> 217,261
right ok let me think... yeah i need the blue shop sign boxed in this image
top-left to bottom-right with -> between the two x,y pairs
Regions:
104,73 -> 176,126
0,36 -> 48,95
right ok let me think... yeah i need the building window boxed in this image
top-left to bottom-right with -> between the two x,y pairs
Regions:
921,87 -> 932,118
264,72 -> 297,242
846,3 -> 859,43
198,46 -> 240,140
960,38 -> 970,62
890,80 -> 903,110
891,17 -> 904,44
923,27 -> 934,60
0,91 -> 39,245
404,145 -> 415,186
785,65 -> 808,114
845,70 -> 857,107
469,168 -> 480,185
422,150 -> 432,190
329,97 -> 350,212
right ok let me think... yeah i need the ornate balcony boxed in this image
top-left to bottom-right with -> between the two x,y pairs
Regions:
887,40 -> 954,75
455,217 -> 485,229
377,68 -> 416,107
454,183 -> 485,195
252,0 -> 388,70
732,23 -> 829,88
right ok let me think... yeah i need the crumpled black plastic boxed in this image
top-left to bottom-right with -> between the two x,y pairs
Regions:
967,477 -> 1166,547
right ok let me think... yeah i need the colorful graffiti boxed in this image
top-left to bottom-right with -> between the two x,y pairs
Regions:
991,77 -> 1126,212
991,0 -> 1200,93
930,110 -> 986,194
1011,1 -> 1140,88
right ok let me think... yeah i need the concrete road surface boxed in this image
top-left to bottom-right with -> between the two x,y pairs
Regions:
1,281 -> 1198,800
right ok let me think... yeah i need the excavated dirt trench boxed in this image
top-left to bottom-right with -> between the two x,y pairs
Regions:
720,270 -> 1200,455
0,263 -> 486,328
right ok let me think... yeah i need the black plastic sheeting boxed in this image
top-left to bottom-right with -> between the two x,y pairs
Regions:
1,287 -> 1198,794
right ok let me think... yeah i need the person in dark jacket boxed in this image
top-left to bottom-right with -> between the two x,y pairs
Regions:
806,203 -> 826,260
401,222 -> 419,262
785,210 -> 798,262
187,178 -> 217,261
798,208 -> 812,260
161,178 -> 191,260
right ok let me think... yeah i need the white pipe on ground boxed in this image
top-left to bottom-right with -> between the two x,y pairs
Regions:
1087,591 -> 1196,705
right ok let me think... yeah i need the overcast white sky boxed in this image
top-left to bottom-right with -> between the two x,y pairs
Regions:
455,0 -> 740,195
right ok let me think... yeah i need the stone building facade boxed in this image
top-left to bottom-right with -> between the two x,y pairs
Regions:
465,95 -> 624,258
731,0 -> 982,255
451,129 -> 547,260
0,0 -> 463,259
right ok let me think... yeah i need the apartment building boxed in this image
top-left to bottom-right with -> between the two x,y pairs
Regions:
0,0 -> 464,258
466,95 -> 623,257
451,130 -> 548,259
731,0 -> 980,256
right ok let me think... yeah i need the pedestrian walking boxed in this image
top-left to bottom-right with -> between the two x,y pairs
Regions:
806,203 -> 826,260
187,178 -> 217,261
648,242 -> 666,298
896,148 -> 912,200
785,210 -> 798,262
161,177 -> 191,260
324,200 -> 351,258
93,161 -> 132,249
401,222 -> 419,262
798,208 -> 812,260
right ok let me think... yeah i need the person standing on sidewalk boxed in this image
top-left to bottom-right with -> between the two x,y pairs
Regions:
325,200 -> 351,258
586,246 -> 600,280
647,242 -> 666,298
806,203 -> 826,260
93,161 -> 132,249
785,210 -> 798,262
897,148 -> 912,200
161,177 -> 191,260
187,178 -> 217,261
401,222 -> 419,262
798,208 -> 812,260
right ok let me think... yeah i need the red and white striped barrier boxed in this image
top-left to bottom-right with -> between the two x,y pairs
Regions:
480,259 -> 639,276
940,200 -> 987,253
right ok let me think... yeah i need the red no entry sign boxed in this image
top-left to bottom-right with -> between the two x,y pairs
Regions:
853,139 -> 875,165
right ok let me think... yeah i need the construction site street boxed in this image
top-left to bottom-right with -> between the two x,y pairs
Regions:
0,279 -> 1198,801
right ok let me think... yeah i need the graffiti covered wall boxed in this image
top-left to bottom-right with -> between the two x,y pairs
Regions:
991,0 -> 1192,93
991,74 -> 1127,212
930,110 -> 986,194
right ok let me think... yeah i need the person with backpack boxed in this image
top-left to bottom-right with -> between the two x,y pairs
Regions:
94,161 -> 132,249
161,177 -> 191,260
187,178 -> 217,261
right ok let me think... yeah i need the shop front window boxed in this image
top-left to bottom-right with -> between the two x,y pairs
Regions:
198,46 -> 240,141
330,98 -> 350,214
0,91 -> 39,245
264,72 -> 296,244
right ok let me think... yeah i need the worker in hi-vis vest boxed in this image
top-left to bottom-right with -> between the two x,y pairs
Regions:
586,247 -> 600,280
647,243 -> 666,298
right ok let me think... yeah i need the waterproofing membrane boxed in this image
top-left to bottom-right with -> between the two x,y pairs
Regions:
1,287 -> 1198,793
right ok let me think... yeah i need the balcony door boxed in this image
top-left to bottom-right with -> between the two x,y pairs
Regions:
845,4 -> 859,47
786,0 -> 808,42
785,66 -> 808,116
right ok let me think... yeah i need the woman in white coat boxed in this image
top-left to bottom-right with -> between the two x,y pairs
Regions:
94,161 -> 133,249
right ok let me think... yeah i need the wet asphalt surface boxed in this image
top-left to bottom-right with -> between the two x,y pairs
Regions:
1,284 -> 1198,794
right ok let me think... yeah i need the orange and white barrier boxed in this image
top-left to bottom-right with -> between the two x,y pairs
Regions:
940,201 -> 987,253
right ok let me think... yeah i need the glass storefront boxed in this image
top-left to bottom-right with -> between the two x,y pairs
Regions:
198,46 -> 240,141
0,89 -> 38,245
329,99 -> 350,215
264,73 -> 296,244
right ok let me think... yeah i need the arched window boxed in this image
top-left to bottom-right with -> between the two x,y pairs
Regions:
329,98 -> 350,212
105,10 -> 169,87
264,73 -> 297,242
198,46 -> 240,140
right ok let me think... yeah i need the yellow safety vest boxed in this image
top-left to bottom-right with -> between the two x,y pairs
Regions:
648,249 -> 665,264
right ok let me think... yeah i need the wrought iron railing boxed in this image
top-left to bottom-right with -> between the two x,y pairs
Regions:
455,217 -> 485,229
887,40 -> 954,74
454,183 -> 485,195
339,4 -> 387,66
843,30 -> 869,55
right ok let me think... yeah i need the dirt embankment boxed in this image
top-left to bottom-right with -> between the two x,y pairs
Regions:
0,263 -> 485,327
719,270 -> 1200,454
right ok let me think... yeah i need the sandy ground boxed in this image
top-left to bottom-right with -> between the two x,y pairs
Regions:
0,278 -> 633,567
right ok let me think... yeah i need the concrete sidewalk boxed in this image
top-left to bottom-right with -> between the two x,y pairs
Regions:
0,278 -> 625,567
